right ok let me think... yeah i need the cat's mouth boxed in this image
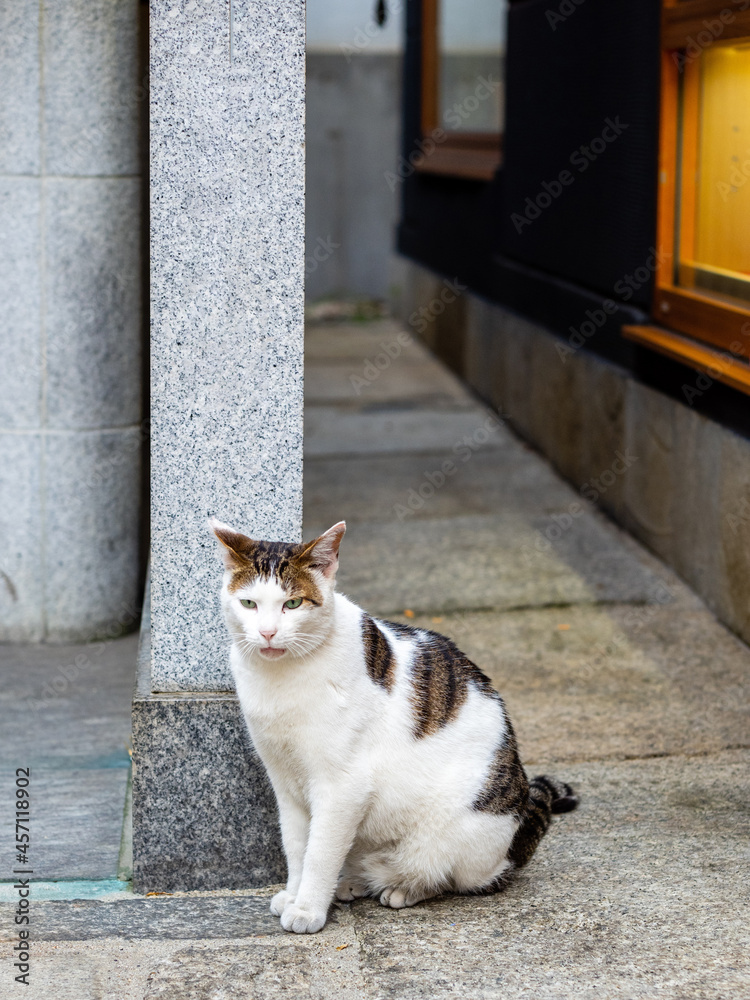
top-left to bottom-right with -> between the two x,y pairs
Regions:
259,646 -> 287,660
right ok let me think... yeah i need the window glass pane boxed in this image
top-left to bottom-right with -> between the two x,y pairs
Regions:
437,0 -> 506,133
678,41 -> 750,304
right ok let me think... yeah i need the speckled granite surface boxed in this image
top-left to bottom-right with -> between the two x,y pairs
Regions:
131,693 -> 285,893
149,0 -> 305,691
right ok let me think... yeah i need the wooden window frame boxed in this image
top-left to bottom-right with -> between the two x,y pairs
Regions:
416,0 -> 502,181
624,0 -> 750,395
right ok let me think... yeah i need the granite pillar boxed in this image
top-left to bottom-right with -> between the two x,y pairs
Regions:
133,0 -> 304,891
0,1 -> 143,642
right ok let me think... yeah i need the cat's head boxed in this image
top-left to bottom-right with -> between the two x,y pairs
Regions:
210,519 -> 346,663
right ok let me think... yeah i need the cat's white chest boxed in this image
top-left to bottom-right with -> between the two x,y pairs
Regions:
232,646 -> 349,723
230,640 -> 373,800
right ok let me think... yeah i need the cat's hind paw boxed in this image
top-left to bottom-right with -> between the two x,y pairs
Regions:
280,902 -> 328,934
335,878 -> 368,902
270,890 -> 295,917
378,886 -> 428,909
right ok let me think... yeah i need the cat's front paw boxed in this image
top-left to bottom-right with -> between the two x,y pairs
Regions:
280,902 -> 328,934
270,890 -> 295,917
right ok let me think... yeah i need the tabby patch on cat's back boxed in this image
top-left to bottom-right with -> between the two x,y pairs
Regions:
211,517 -> 578,935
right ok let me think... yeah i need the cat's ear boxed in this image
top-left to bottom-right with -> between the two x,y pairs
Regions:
209,518 -> 254,570
298,521 -> 346,580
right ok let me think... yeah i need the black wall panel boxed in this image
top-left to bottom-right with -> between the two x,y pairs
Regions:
399,0 -> 661,317
500,0 -> 661,306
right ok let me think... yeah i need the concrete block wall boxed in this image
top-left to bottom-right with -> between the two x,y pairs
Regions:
306,52 -> 402,302
0,1 -> 143,642
393,258 -> 750,646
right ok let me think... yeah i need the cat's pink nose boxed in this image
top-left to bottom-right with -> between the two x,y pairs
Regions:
259,628 -> 277,642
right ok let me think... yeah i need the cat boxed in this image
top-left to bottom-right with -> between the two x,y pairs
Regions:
211,517 -> 578,934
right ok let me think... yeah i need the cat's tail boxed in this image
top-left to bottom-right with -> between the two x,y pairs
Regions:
508,775 -> 579,869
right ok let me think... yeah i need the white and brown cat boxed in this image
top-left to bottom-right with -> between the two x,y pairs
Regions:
211,518 -> 577,934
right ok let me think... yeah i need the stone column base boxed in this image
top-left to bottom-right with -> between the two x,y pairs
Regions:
131,590 -> 285,893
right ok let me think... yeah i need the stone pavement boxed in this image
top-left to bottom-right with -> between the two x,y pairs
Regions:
1,317 -> 749,999
0,634 -> 137,891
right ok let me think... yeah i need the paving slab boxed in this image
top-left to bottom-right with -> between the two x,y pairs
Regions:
304,513 -> 673,617
0,765 -> 129,881
0,633 -> 137,885
0,633 -> 137,757
392,604 -> 748,763
304,357 -> 472,405
3,921 -> 367,1000
305,318 -> 426,361
304,403 -> 508,457
304,447 -> 595,527
0,894 -> 281,942
305,320 -> 475,406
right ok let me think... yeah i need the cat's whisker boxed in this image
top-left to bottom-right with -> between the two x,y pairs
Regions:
234,635 -> 261,659
287,633 -> 315,649
285,635 -> 321,660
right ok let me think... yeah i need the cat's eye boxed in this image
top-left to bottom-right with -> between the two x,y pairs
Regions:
239,599 -> 257,609
284,598 -> 303,610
